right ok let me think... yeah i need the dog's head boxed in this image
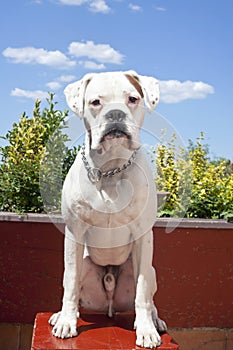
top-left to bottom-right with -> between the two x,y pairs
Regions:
64,71 -> 159,152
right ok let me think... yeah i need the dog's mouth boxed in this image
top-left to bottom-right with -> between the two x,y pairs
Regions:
101,126 -> 131,143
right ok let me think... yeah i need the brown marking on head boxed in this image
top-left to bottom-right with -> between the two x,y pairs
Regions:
125,74 -> 144,98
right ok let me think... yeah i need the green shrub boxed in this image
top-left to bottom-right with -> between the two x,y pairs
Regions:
0,94 -> 70,213
155,133 -> 233,220
1,98 -> 232,220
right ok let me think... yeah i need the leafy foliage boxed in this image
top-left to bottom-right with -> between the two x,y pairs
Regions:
0,94 -> 70,213
0,97 -> 232,220
155,133 -> 233,220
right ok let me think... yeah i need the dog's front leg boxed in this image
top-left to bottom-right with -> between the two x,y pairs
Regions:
49,233 -> 84,339
133,229 -> 161,348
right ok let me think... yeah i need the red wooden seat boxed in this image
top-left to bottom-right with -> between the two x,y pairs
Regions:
31,312 -> 179,349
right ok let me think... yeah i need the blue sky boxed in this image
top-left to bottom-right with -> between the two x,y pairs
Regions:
1,0 -> 233,159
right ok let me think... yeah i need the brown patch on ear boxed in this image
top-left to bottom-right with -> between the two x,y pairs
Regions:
82,78 -> 92,113
125,74 -> 144,98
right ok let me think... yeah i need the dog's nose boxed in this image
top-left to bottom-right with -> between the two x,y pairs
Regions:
105,109 -> 127,122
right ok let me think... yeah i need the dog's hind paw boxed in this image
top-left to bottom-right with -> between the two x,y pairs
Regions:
154,316 -> 167,333
152,305 -> 167,332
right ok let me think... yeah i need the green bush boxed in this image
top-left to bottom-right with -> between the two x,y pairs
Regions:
1,97 -> 232,220
155,133 -> 233,220
0,94 -> 70,213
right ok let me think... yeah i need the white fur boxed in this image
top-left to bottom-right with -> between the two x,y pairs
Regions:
49,71 -> 166,348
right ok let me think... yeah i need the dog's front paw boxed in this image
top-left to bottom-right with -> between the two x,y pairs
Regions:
49,311 -> 61,326
49,311 -> 78,339
134,317 -> 161,348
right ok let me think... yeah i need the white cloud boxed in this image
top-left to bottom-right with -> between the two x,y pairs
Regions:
57,0 -> 88,5
58,75 -> 76,82
45,75 -> 76,90
11,88 -> 48,100
57,0 -> 111,13
129,3 -> 142,12
3,47 -> 76,69
80,60 -> 106,70
155,7 -> 166,12
89,0 -> 110,13
46,81 -> 62,90
68,40 -> 124,64
159,80 -> 215,103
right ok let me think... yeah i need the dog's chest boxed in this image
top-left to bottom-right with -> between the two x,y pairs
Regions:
76,175 -> 146,229
63,150 -> 157,253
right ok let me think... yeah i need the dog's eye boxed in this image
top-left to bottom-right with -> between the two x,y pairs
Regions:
90,99 -> 101,107
128,96 -> 139,104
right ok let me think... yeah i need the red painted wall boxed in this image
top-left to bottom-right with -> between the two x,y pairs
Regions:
153,226 -> 233,328
0,218 -> 232,328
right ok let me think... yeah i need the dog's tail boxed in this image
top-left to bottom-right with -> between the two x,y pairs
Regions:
103,266 -> 119,317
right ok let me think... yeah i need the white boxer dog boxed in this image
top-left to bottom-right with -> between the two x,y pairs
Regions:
49,71 -> 167,348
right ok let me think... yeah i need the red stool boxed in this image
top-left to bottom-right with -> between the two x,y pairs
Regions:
31,312 -> 179,350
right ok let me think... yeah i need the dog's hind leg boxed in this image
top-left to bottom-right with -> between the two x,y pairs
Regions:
112,256 -> 135,312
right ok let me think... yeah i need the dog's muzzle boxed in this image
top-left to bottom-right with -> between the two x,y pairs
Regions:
105,109 -> 127,123
101,109 -> 131,143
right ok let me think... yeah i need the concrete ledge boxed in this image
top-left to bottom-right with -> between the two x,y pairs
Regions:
154,217 -> 233,230
0,322 -> 33,350
1,211 -> 233,229
169,327 -> 233,350
0,212 -> 64,224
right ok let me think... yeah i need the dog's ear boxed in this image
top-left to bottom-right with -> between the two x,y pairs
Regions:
64,73 -> 95,118
125,70 -> 160,113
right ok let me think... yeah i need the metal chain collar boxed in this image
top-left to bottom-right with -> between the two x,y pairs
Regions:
81,144 -> 137,184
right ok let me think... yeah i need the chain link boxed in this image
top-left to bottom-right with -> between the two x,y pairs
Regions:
81,144 -> 137,183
